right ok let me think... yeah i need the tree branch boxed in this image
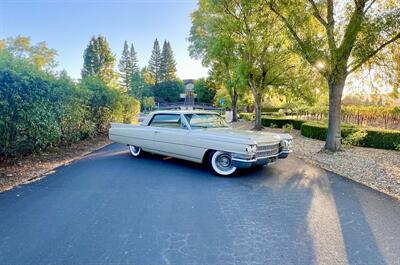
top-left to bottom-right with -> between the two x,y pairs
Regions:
307,0 -> 328,27
326,0 -> 336,51
347,32 -> 400,74
267,2 -> 316,66
364,0 -> 377,14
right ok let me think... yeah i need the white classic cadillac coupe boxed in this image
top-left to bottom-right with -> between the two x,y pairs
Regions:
109,110 -> 292,176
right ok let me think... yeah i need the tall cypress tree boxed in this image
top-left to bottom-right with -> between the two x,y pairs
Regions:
160,40 -> 168,82
129,44 -> 139,73
148,39 -> 162,84
160,40 -> 177,82
118,41 -> 140,92
165,41 -> 177,81
82,35 -> 117,87
118,40 -> 131,92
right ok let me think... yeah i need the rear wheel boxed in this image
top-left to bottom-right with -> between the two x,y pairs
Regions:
209,151 -> 237,176
129,145 -> 142,157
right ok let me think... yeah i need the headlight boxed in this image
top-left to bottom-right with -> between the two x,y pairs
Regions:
245,144 -> 257,155
280,139 -> 292,150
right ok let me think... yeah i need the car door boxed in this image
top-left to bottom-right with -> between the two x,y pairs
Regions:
148,114 -> 194,160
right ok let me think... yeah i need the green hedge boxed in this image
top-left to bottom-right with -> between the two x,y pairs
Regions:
300,122 -> 400,150
239,113 -> 254,121
0,50 -> 140,157
300,122 -> 355,141
239,112 -> 285,121
261,107 -> 281,112
261,118 -> 306,130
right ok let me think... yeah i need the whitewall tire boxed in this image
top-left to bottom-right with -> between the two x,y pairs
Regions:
209,151 -> 237,176
129,145 -> 142,157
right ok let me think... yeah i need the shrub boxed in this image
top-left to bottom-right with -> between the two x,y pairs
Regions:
300,121 -> 400,150
396,144 -> 400,151
282,123 -> 294,133
261,107 -> 281,112
0,51 -> 140,157
151,80 -> 184,103
361,129 -> 400,150
239,113 -> 254,121
270,123 -> 277,128
342,129 -> 368,146
261,118 -> 306,130
300,122 -> 355,141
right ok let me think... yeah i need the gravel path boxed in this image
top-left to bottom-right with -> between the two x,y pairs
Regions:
231,121 -> 400,200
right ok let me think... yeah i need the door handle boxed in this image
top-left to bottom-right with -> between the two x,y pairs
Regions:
154,130 -> 159,134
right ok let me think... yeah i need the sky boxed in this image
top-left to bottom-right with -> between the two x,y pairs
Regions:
0,0 -> 209,80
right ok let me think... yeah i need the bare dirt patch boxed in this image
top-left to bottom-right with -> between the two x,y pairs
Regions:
231,121 -> 400,200
0,135 -> 111,192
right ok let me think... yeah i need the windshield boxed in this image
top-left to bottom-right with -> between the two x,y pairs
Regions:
184,113 -> 229,129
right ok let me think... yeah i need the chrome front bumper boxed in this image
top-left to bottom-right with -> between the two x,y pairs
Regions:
231,150 -> 291,169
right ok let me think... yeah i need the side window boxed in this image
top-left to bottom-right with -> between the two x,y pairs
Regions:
149,114 -> 186,129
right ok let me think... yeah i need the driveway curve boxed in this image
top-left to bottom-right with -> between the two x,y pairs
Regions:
0,143 -> 399,265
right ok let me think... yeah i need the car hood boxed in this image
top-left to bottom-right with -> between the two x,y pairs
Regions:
192,127 -> 290,145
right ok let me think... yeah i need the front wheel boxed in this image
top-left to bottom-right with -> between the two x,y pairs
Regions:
209,151 -> 237,176
129,145 -> 142,157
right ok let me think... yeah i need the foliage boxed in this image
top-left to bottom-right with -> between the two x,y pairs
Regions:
268,0 -> 400,151
239,113 -> 254,121
342,129 -> 368,146
160,41 -> 177,82
1,35 -> 57,71
142,97 -> 156,111
118,41 -> 139,92
395,144 -> 400,151
189,0 -> 323,128
300,121 -> 400,150
282,124 -> 294,133
130,69 -> 153,99
270,123 -> 278,128
293,105 -> 400,129
151,80 -> 184,103
300,122 -> 356,142
82,35 -> 118,88
0,50 -> 140,157
194,78 -> 215,103
148,39 -> 162,84
261,118 -> 305,130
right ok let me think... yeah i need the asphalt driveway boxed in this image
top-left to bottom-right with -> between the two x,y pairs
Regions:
0,143 -> 399,265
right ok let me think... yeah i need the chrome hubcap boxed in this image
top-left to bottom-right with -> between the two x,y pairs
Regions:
217,154 -> 231,169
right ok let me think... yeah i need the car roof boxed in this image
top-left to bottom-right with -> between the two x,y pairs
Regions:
149,110 -> 220,115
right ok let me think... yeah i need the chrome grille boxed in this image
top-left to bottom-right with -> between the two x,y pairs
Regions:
256,143 -> 280,158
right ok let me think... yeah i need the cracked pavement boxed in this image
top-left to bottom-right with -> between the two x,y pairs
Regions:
0,143 -> 400,265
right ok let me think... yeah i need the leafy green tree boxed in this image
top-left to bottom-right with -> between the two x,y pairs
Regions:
148,38 -> 162,84
190,0 -> 301,128
268,0 -> 400,151
194,78 -> 216,103
2,36 -> 57,71
0,50 -> 94,156
142,96 -> 156,111
130,69 -> 153,99
160,40 -> 177,81
118,41 -> 131,92
82,36 -> 118,88
189,2 -> 244,121
151,80 -> 184,103
118,42 -> 139,93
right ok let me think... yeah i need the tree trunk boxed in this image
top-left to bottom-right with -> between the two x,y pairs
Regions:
254,94 -> 262,130
325,78 -> 345,151
231,90 -> 238,122
248,75 -> 262,130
